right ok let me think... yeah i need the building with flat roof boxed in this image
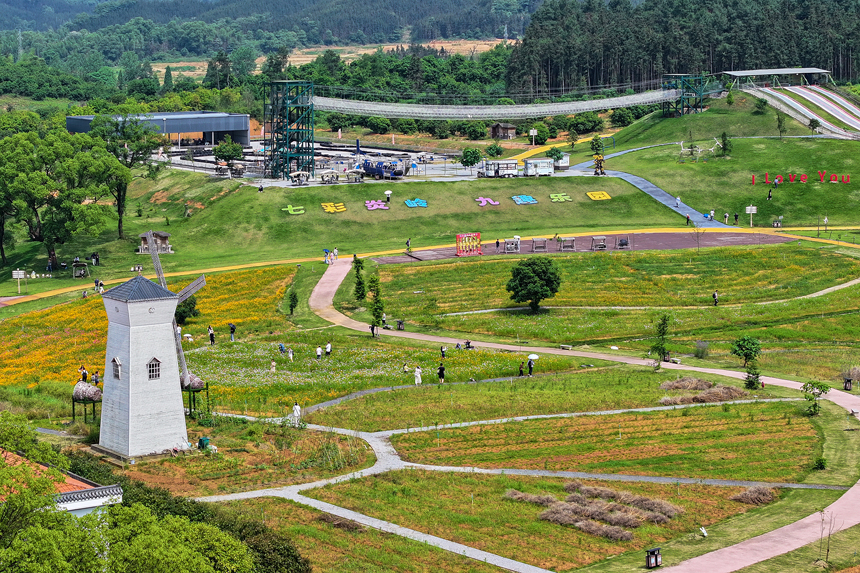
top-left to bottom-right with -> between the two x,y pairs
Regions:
66,111 -> 250,146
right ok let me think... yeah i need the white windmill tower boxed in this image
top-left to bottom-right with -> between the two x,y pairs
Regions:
97,231 -> 205,459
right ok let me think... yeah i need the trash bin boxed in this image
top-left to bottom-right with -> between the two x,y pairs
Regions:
845,378 -> 853,391
198,437 -> 210,450
645,548 -> 662,569
396,320 -> 405,331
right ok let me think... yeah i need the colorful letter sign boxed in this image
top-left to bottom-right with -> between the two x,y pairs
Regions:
475,197 -> 500,206
281,205 -> 305,215
511,195 -> 538,205
405,198 -> 428,208
550,193 -> 572,202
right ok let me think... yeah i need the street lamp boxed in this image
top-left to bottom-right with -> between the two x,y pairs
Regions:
385,190 -> 392,203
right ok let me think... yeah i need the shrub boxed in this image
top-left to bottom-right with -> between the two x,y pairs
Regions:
812,456 -> 827,470
366,116 -> 391,134
731,486 -> 776,505
694,341 -> 709,359
395,117 -> 417,134
530,121 -> 549,145
486,142 -> 503,157
744,362 -> 761,390
611,108 -> 634,127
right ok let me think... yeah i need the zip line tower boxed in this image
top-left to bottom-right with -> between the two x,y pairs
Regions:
264,81 -> 315,179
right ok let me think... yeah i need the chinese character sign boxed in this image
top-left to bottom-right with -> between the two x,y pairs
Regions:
365,200 -> 389,210
511,195 -> 538,205
586,192 -> 611,201
404,198 -> 428,208
549,193 -> 572,202
321,202 -> 347,213
281,205 -> 305,215
475,197 -> 500,207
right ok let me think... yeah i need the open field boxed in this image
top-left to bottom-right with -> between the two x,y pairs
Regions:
226,497 -> 503,573
305,470 -> 785,571
370,244 -> 860,313
305,366 -> 791,432
735,523 -> 860,572
392,401 -> 819,483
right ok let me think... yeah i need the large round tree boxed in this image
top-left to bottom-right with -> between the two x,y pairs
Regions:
506,256 -> 562,312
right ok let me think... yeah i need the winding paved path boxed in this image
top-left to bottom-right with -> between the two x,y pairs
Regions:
199,257 -> 860,572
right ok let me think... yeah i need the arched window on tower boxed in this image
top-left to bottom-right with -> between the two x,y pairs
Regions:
111,357 -> 121,380
147,358 -> 161,380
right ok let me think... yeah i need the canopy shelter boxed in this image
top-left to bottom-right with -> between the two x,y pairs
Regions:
66,111 -> 251,146
72,261 -> 90,279
723,68 -> 832,90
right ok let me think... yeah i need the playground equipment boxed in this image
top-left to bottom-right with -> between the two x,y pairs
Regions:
318,169 -> 340,184
456,233 -> 483,257
505,236 -> 521,253
559,237 -> 577,252
614,235 -> 631,249
590,236 -> 607,251
345,169 -> 364,183
289,171 -> 310,186
532,238 -> 548,252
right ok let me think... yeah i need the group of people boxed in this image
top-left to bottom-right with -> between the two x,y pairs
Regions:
77,365 -> 100,385
408,362 -> 445,385
323,247 -> 339,264
518,359 -> 535,377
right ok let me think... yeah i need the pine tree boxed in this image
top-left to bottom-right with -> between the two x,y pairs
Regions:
162,66 -> 173,93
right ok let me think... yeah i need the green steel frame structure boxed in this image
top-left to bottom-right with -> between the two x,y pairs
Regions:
661,74 -> 706,115
265,81 -> 315,178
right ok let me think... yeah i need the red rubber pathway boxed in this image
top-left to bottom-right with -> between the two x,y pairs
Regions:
310,256 -> 860,572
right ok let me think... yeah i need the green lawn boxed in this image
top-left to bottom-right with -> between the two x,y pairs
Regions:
305,365 -> 789,432
368,244 -> 860,314
608,137 -> 860,227
304,471 -> 788,571
392,401 -> 820,483
734,522 -> 860,572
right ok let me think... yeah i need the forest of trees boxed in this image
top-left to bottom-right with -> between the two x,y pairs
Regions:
507,0 -> 860,96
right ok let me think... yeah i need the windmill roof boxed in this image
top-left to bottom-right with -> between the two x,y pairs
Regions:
102,275 -> 177,302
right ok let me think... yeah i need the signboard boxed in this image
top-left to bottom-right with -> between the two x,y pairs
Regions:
745,206 -> 757,214
12,270 -> 24,279
528,129 -> 538,136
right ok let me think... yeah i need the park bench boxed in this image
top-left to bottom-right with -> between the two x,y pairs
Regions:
670,358 -> 682,364
559,344 -> 572,350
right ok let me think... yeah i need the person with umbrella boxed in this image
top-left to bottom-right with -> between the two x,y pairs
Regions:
527,354 -> 538,377
229,322 -> 236,342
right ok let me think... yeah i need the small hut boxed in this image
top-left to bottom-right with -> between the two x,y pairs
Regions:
137,231 -> 174,255
490,123 -> 517,140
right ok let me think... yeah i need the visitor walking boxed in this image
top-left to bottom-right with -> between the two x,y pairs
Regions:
519,362 -> 524,377
292,402 -> 301,425
316,345 -> 322,359
404,363 -> 410,381
229,323 -> 236,342
675,196 -> 680,208
270,360 -> 276,373
496,239 -> 500,252
767,188 -> 773,200
208,325 -> 215,345
79,365 -> 88,382
414,365 -> 423,385
710,209 -> 715,221
278,343 -> 285,354
333,247 -> 338,260
382,313 -> 387,326
527,358 -> 535,377
406,238 -> 411,251
325,341 -> 332,356
438,363 -> 445,383
288,347 -> 294,362
370,324 -> 376,337
734,212 -> 739,225
724,212 -> 729,224
713,289 -> 719,306
91,370 -> 99,386
441,346 -> 447,359
686,214 -> 690,226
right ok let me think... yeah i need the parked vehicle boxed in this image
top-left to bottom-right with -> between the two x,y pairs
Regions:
362,159 -> 409,179
522,158 -> 554,177
477,159 -> 519,178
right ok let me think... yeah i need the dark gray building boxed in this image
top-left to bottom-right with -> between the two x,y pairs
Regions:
66,111 -> 250,146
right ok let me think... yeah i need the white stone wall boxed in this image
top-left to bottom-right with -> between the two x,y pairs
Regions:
100,296 -> 189,458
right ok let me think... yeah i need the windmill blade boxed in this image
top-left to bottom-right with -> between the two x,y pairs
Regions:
177,275 -> 206,303
146,231 -> 167,289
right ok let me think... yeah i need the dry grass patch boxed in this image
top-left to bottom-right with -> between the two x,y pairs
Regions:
659,385 -> 747,405
315,513 -> 367,532
731,486 -> 778,505
660,377 -> 713,391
